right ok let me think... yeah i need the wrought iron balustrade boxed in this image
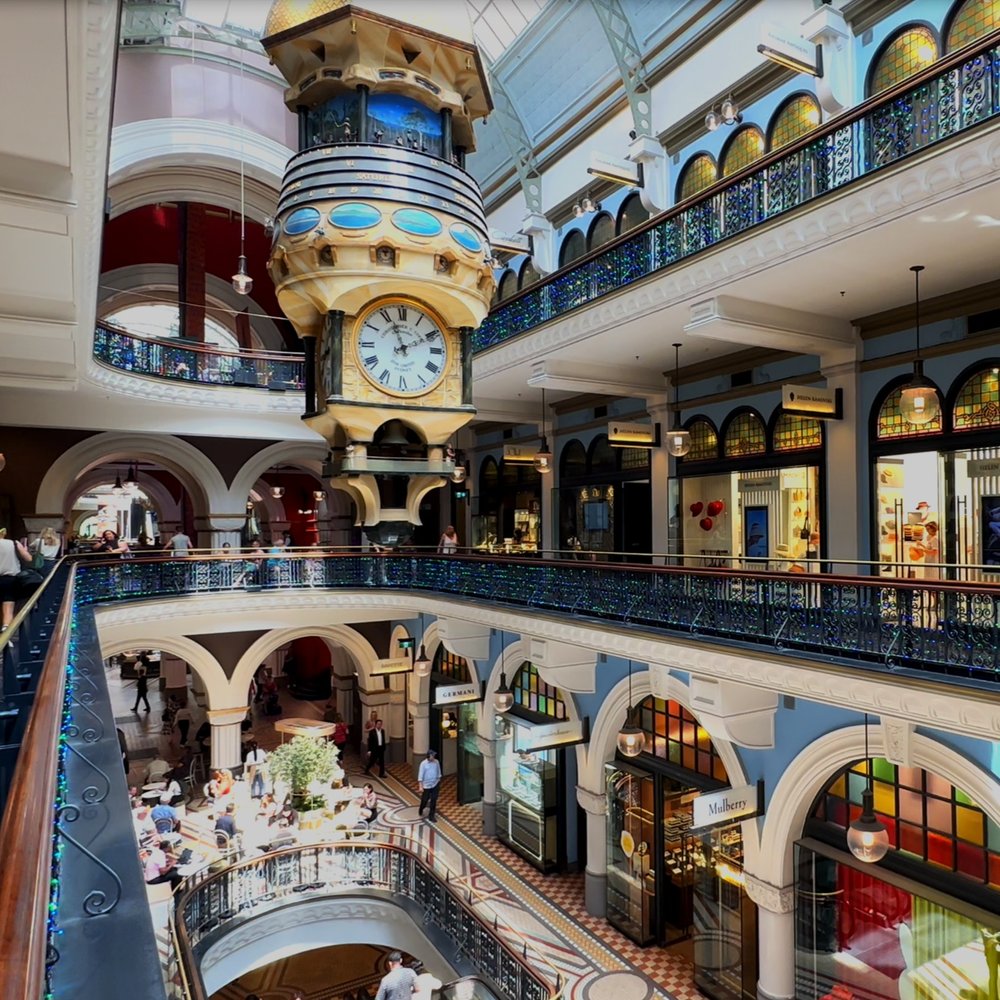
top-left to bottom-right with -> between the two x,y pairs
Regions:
173,841 -> 561,1000
93,323 -> 306,390
474,34 -> 1000,352
72,553 -> 1000,684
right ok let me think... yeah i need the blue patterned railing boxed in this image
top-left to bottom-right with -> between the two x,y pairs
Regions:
474,34 -> 1000,352
73,553 -> 1000,685
93,323 -> 306,390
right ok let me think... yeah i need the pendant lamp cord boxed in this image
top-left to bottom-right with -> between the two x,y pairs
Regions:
540,388 -> 546,438
863,711 -> 871,791
238,47 -> 246,254
911,265 -> 923,359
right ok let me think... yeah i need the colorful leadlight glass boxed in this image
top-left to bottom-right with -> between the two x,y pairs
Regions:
769,94 -> 822,150
511,662 -> 566,720
870,26 -> 939,96
618,192 -> 649,233
773,413 -> 823,451
813,758 -> 1000,889
588,213 -> 615,251
678,154 -> 718,201
686,419 -> 718,462
722,126 -> 766,177
519,260 -> 540,289
559,229 -> 586,267
953,367 -> 1000,431
947,0 -> 1000,51
876,385 -> 943,439
432,645 -> 471,681
635,696 -> 728,782
619,447 -> 649,471
723,411 -> 767,457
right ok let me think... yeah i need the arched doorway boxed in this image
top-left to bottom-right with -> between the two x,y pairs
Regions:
428,645 -> 483,804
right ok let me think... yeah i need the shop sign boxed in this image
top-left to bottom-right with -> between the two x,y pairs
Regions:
781,383 -> 842,419
608,420 -> 660,449
515,717 -> 590,753
503,444 -> 536,464
372,656 -> 413,676
587,151 -> 640,186
433,681 -> 484,706
691,781 -> 763,830
738,475 -> 780,493
757,22 -> 821,76
968,459 -> 1000,478
488,227 -> 530,255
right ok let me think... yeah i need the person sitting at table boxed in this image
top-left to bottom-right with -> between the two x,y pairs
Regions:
358,783 -> 378,824
214,802 -> 239,842
160,772 -> 184,806
208,768 -> 233,801
256,791 -> 277,823
143,840 -> 183,888
145,755 -> 171,784
150,801 -> 180,836
132,804 -> 155,844
270,796 -> 298,829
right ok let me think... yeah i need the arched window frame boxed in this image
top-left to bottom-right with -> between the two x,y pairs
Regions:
720,124 -> 766,178
431,645 -> 471,682
947,358 -> 1000,434
517,256 -> 540,290
871,373 -> 946,444
587,433 -> 618,475
559,438 -> 587,480
478,456 -> 499,507
766,92 -> 822,151
615,191 -> 648,235
769,410 -> 825,453
633,695 -> 728,783
720,407 -> 768,458
944,0 -> 1000,52
866,22 -> 940,97
496,269 -> 518,301
586,211 -> 616,252
679,416 -> 720,463
558,228 -> 587,268
675,152 -> 719,203
510,661 -> 567,721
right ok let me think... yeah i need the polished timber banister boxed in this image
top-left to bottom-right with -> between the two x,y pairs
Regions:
73,554 -> 1000,683
93,322 -> 306,390
173,840 -> 563,1000
474,32 -> 1000,352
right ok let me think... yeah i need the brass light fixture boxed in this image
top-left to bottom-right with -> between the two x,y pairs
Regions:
493,631 -> 514,713
534,388 -> 552,474
231,50 -> 253,296
413,614 -> 432,678
616,659 -> 645,757
847,713 -> 890,864
899,265 -> 940,426
666,343 -> 692,458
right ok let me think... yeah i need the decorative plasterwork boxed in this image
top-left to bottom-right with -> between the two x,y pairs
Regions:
576,785 -> 608,816
528,637 -> 597,693
744,874 -> 795,914
881,716 -> 915,767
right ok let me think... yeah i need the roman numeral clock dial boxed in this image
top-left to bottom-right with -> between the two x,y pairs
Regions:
354,301 -> 450,397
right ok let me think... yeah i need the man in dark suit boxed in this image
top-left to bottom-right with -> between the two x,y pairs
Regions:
364,719 -> 388,777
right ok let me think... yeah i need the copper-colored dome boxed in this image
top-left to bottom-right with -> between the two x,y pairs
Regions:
263,0 -> 349,38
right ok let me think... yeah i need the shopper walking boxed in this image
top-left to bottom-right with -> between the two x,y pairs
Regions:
417,749 -> 442,822
374,951 -> 417,1000
364,719 -> 388,777
132,657 -> 151,713
0,528 -> 33,632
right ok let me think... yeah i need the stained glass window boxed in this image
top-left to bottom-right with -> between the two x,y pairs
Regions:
869,26 -> 939,96
946,0 -> 1000,51
496,269 -> 517,300
587,212 -> 615,251
519,259 -> 540,289
678,154 -> 718,201
432,646 -> 471,682
511,662 -> 566,720
876,385 -> 943,439
686,419 -> 719,462
560,439 -> 587,479
723,411 -> 767,457
769,94 -> 822,150
953,367 -> 1000,431
617,192 -> 649,234
773,413 -> 823,451
721,126 -> 766,177
479,456 -> 499,496
813,758 -> 1000,889
635,696 -> 728,782
619,447 -> 649,471
559,229 -> 586,268
588,435 -> 617,474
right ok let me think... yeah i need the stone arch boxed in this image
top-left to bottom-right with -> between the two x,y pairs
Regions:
67,466 -> 182,527
757,725 -> 1000,888
228,440 -> 330,511
230,624 -> 382,704
36,432 -> 228,524
96,633 -> 230,709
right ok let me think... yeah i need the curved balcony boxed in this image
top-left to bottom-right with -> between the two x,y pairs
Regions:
474,33 -> 1000,353
93,322 -> 306,390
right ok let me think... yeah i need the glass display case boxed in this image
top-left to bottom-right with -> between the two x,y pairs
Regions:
606,764 -> 656,944
497,727 -> 558,870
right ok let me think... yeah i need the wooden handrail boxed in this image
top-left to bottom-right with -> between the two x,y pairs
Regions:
0,570 -> 75,994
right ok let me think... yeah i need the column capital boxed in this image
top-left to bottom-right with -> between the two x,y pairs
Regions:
576,784 -> 607,816
207,705 -> 249,726
407,701 -> 430,719
744,873 -> 795,914
475,734 -> 497,759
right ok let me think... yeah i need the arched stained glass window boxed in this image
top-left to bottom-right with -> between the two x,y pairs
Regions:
773,413 -> 823,451
560,439 -> 587,478
479,456 -> 499,497
559,229 -> 586,268
869,26 -> 938,96
769,94 -> 822,150
518,259 -> 540,289
721,126 -> 765,177
723,411 -> 767,457
686,419 -> 719,462
812,758 -> 1000,889
432,646 -> 471,681
619,448 -> 649,471
496,269 -> 518,300
876,386 -> 943,439
587,212 -> 615,251
678,153 -> 718,201
953,366 -> 1000,431
617,192 -> 649,234
588,434 -> 617,474
511,662 -> 566,720
946,0 -> 1000,51
635,696 -> 728,781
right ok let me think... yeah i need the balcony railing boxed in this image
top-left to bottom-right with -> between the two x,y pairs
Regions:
172,840 -> 562,1000
93,323 -> 306,390
474,33 -> 1000,352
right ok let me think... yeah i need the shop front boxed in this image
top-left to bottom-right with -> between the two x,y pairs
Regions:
871,363 -> 1000,580
473,454 -> 541,552
796,755 -> 1000,1000
429,647 -> 483,805
604,696 -> 759,1000
496,662 -> 580,872
672,409 -> 824,569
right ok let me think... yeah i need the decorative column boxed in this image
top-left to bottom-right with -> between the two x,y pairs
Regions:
197,514 -> 246,550
207,706 -> 248,771
540,445 -> 555,556
477,734 -> 497,836
408,699 -> 430,769
646,396 -> 672,562
745,874 -> 796,1000
577,786 -> 608,916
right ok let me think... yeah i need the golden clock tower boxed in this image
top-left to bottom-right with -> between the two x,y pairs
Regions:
262,0 -> 495,545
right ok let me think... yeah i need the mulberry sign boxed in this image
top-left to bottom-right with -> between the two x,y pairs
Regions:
691,781 -> 764,830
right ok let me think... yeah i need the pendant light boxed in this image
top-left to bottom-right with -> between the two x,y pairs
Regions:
112,469 -> 125,495
847,713 -> 890,864
666,343 -> 692,458
124,462 -> 139,488
270,465 -> 285,499
312,489 -> 325,502
450,447 -> 467,484
533,388 -> 552,474
493,631 -> 514,713
413,614 -> 432,678
616,659 -> 645,757
231,49 -> 253,296
899,265 -> 939,426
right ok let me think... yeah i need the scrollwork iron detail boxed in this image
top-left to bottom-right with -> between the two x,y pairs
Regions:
55,805 -> 123,916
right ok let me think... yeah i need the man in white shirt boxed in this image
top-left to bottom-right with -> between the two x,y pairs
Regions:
417,749 -> 442,822
244,740 -> 268,799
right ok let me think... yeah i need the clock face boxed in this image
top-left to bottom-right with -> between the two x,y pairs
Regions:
354,301 -> 449,397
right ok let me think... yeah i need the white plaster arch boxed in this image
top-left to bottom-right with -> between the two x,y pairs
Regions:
230,625 -> 382,704
36,432 -> 229,520
757,726 -> 1000,889
68,467 -> 181,527
229,440 -> 330,510
96,633 -> 231,709
408,618 -> 483,706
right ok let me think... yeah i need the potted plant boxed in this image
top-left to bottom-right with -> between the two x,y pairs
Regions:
267,735 -> 343,828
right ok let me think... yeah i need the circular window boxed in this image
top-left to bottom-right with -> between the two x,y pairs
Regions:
329,203 -> 382,230
391,208 -> 442,237
449,222 -> 482,252
283,207 -> 322,236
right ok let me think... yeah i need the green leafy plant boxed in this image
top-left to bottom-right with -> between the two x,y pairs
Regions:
267,735 -> 342,810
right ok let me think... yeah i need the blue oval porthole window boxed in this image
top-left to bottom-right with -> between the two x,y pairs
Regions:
329,203 -> 382,230
283,207 -> 321,236
392,208 -> 442,237
449,222 -> 482,253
